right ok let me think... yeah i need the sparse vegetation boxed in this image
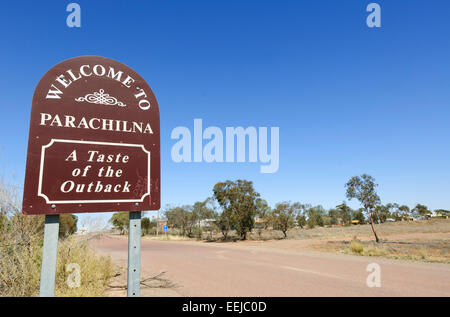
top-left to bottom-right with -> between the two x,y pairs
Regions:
349,240 -> 364,254
0,169 -> 441,297
0,180 -> 115,296
122,176 -> 448,249
326,238 -> 450,264
55,237 -> 115,297
305,219 -> 450,263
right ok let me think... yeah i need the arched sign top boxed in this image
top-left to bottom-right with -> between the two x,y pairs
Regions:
23,56 -> 161,215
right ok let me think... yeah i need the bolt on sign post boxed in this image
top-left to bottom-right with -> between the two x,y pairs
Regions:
22,56 -> 160,297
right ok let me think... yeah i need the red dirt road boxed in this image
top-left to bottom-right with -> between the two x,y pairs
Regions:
91,236 -> 450,297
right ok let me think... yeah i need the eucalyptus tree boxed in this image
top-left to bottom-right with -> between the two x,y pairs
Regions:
213,180 -> 260,240
345,174 -> 381,242
270,202 -> 301,238
398,205 -> 411,220
412,204 -> 431,218
336,202 -> 352,225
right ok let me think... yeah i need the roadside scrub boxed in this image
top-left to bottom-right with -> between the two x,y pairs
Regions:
144,234 -> 191,241
319,237 -> 450,264
349,240 -> 364,254
55,236 -> 115,296
0,181 -> 115,297
0,212 -> 115,296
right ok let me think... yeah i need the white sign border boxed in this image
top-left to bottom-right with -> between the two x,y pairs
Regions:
37,139 -> 151,204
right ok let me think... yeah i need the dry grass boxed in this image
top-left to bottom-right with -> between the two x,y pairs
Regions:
0,213 -> 45,296
143,234 -> 191,241
218,219 -> 450,264
349,240 -> 364,254
0,215 -> 116,297
242,218 -> 449,240
0,180 -> 115,297
286,218 -> 450,240
317,236 -> 450,264
203,219 -> 449,242
55,237 -> 115,297
288,219 -> 450,263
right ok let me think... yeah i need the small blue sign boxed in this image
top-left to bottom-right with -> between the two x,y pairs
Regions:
163,225 -> 168,232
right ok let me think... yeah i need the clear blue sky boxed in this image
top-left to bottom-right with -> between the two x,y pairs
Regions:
0,1 -> 449,224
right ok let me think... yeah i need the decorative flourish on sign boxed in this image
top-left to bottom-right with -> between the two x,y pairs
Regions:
75,89 -> 126,107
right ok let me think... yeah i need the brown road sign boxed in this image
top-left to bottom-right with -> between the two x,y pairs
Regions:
22,56 -> 160,215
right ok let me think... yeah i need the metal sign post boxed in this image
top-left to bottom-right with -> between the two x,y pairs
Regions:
127,211 -> 141,297
39,214 -> 60,297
